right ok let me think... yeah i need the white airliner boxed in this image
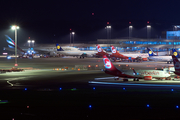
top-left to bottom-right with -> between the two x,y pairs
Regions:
56,44 -> 96,58
110,46 -> 148,61
103,55 -> 171,81
96,45 -> 149,61
147,47 -> 178,63
4,35 -> 96,58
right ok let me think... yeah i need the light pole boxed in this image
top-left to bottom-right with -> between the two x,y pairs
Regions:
173,25 -> 178,49
32,40 -> 35,47
28,40 -> 31,47
11,25 -> 19,67
147,25 -> 151,40
129,23 -> 133,51
129,26 -> 133,39
27,40 -> 35,47
69,28 -> 72,46
105,25 -> 111,45
72,32 -> 75,46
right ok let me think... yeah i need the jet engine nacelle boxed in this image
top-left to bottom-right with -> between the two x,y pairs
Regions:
142,58 -> 148,61
50,52 -> 56,57
144,76 -> 152,80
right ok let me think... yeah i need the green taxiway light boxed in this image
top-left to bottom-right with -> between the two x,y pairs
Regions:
0,100 -> 8,104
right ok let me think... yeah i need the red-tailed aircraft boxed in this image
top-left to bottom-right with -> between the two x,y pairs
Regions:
172,55 -> 180,76
95,45 -> 111,58
110,46 -> 148,61
103,55 -> 171,81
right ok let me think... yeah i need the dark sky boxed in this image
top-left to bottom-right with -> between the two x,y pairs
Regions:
0,0 -> 180,52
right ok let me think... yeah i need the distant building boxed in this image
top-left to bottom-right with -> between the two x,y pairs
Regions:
166,31 -> 180,40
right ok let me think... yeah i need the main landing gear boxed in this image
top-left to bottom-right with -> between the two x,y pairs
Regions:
133,78 -> 139,81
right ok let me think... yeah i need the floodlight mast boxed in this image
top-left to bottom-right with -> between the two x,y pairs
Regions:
11,25 -> 19,67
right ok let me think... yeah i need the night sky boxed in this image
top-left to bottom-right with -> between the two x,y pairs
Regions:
0,0 -> 180,53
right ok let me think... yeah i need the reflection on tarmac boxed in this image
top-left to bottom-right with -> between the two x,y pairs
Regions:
89,81 -> 180,87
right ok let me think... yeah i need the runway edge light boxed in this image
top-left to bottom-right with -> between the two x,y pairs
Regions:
147,104 -> 150,108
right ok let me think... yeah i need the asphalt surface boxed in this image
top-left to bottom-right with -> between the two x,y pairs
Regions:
0,57 -> 180,120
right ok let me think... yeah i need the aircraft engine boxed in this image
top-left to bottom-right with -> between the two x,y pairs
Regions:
144,76 -> 152,80
50,52 -> 56,57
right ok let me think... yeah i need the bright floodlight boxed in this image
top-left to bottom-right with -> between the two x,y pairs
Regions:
72,32 -> 75,34
147,25 -> 151,28
28,40 -> 31,43
129,26 -> 133,28
107,26 -> 111,28
32,40 -> 35,43
11,26 -> 15,30
11,25 -> 19,30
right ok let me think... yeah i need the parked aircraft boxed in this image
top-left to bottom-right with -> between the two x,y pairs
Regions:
56,44 -> 96,58
102,55 -> 171,81
147,47 -> 178,64
172,55 -> 180,76
110,46 -> 148,61
4,35 -> 96,58
95,45 -> 111,57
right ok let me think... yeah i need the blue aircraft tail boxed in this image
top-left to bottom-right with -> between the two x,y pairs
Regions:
56,44 -> 64,51
5,35 -> 15,46
147,47 -> 157,56
172,49 -> 179,58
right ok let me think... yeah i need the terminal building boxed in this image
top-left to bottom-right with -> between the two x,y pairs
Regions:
20,37 -> 180,57
4,27 -> 180,55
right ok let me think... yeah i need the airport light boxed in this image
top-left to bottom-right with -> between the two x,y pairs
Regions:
147,104 -> 150,107
147,25 -> 151,41
176,105 -> 179,109
105,25 -> 111,45
11,25 -> 19,67
72,32 -> 75,46
70,32 -> 71,46
129,25 -> 133,51
27,40 -> 35,47
107,26 -> 111,28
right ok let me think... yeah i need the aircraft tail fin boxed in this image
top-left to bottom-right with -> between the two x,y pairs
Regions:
96,44 -> 105,53
147,47 -> 157,56
56,44 -> 64,51
172,55 -> 180,71
111,46 -> 118,54
5,35 -> 15,46
103,55 -> 119,71
172,49 -> 179,58
5,35 -> 25,53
